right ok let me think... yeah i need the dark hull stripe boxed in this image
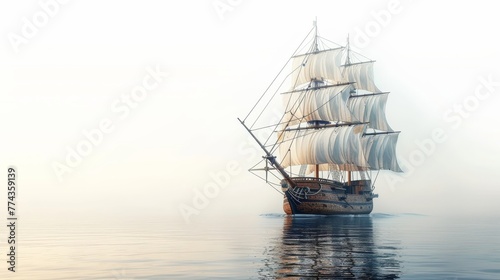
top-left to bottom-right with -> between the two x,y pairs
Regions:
295,199 -> 372,206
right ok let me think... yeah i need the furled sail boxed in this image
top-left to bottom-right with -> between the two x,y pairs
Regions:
278,125 -> 368,170
348,93 -> 393,131
290,48 -> 344,88
282,84 -> 354,126
362,133 -> 402,172
341,61 -> 380,92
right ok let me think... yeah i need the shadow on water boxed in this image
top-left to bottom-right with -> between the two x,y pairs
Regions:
259,215 -> 400,279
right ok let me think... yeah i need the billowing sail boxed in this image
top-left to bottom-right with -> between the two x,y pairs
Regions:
290,48 -> 344,88
278,125 -> 368,170
301,133 -> 402,173
348,93 -> 393,131
362,133 -> 402,172
282,84 -> 354,126
341,61 -> 380,92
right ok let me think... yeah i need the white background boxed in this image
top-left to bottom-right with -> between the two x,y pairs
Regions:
1,0 -> 499,225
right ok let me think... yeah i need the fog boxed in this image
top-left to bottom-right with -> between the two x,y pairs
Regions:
1,0 -> 499,225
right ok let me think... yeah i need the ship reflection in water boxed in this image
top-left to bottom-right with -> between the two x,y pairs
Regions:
260,215 -> 400,279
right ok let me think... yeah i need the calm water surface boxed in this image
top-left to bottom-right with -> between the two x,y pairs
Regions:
4,214 -> 500,279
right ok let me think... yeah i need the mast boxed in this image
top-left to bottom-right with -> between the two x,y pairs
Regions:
346,34 -> 351,65
345,35 -> 356,187
309,76 -> 324,180
313,18 -> 319,52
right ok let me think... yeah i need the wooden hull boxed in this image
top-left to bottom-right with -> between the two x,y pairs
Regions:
282,177 -> 376,215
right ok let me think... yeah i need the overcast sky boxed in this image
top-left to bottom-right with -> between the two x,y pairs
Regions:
1,0 -> 499,225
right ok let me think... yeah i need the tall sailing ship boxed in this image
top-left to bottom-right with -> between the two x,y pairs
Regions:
238,22 -> 402,215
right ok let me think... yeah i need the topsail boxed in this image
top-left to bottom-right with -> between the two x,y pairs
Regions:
290,48 -> 344,89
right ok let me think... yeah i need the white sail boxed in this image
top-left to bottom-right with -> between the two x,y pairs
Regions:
278,125 -> 368,170
348,93 -> 393,131
362,133 -> 402,172
342,61 -> 380,92
282,85 -> 354,126
290,48 -> 344,88
297,133 -> 402,172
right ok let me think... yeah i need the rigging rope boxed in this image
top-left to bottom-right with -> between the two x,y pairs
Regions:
243,26 -> 315,124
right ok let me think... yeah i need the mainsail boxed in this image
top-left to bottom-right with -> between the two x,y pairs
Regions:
278,124 -> 367,169
362,133 -> 402,172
